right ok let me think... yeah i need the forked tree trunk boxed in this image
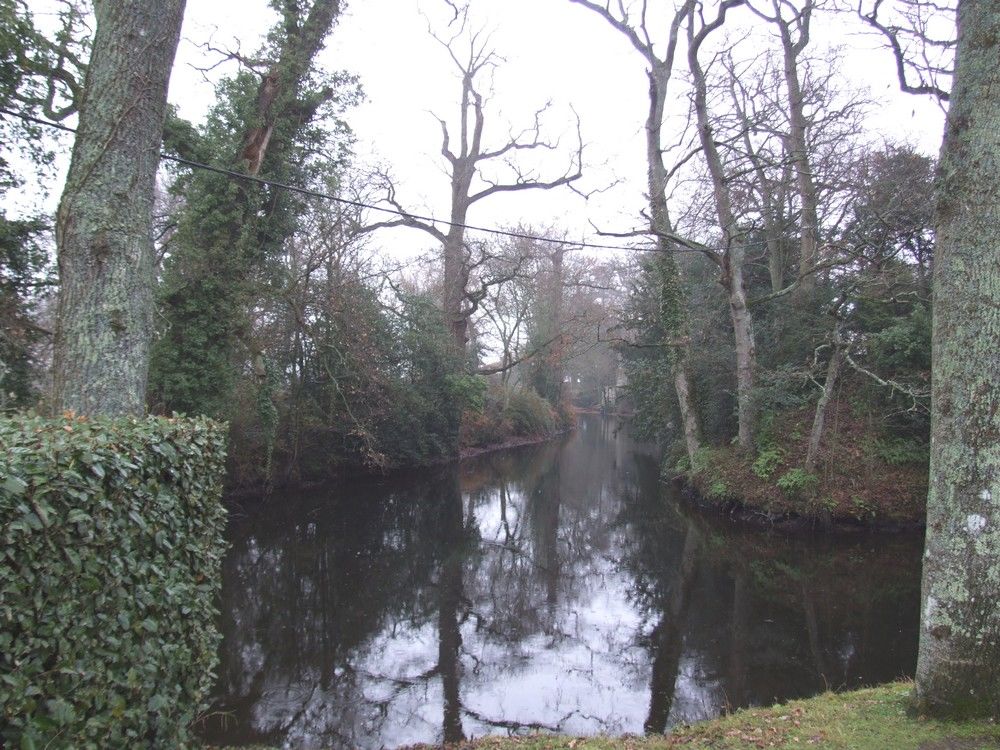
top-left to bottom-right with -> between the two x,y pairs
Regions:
772,0 -> 821,301
914,0 -> 1000,719
805,328 -> 844,472
51,0 -> 187,416
689,8 -> 758,451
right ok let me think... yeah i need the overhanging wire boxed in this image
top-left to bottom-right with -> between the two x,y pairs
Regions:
0,106 -> 648,254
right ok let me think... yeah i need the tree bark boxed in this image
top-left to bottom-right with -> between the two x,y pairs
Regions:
914,0 -> 1000,719
51,0 -> 186,416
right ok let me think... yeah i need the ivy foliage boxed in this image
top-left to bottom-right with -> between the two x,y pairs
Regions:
150,19 -> 362,419
0,414 -> 228,748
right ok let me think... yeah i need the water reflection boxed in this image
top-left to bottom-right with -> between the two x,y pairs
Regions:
200,415 -> 921,748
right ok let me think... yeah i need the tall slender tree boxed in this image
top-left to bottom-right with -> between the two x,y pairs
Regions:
566,0 -> 703,463
686,0 -> 757,450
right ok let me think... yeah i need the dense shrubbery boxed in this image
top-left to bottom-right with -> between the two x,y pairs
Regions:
0,414 -> 228,748
459,383 -> 569,451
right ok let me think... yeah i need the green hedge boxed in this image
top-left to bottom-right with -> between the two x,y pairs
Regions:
0,414 -> 228,748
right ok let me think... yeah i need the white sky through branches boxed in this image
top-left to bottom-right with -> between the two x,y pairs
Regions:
17,0 -> 948,262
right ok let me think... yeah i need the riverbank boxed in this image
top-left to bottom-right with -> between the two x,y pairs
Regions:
224,426 -> 571,503
212,683 -> 1000,749
225,389 -> 575,497
677,403 -> 928,530
458,429 -> 570,460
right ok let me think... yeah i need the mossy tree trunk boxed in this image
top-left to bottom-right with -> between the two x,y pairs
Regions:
914,0 -> 1000,719
51,0 -> 186,416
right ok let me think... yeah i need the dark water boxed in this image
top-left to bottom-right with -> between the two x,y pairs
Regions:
199,415 -> 923,749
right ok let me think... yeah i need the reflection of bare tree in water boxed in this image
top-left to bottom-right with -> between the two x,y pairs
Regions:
436,475 -> 466,743
801,580 -> 829,687
201,475 -> 458,747
528,456 -> 562,615
203,416 -> 924,748
644,521 -> 702,734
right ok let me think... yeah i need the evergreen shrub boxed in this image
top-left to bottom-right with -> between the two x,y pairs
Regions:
0,414 -> 228,749
504,390 -> 557,436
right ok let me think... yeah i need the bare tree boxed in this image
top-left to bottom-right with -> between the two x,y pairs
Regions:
856,0 -> 955,102
475,235 -> 541,389
743,0 -> 823,301
685,0 -> 760,450
365,2 -> 582,353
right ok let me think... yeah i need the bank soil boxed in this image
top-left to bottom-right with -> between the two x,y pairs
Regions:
684,402 -> 927,530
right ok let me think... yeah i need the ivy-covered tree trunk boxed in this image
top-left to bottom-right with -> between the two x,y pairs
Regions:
51,0 -> 186,416
646,67 -> 702,466
151,0 -> 344,418
914,0 -> 1000,719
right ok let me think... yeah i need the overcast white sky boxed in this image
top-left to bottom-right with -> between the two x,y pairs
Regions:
19,0 -> 949,260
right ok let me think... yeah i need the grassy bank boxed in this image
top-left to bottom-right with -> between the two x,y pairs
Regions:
210,683 -> 1000,749
680,402 -> 928,528
399,683 -> 999,750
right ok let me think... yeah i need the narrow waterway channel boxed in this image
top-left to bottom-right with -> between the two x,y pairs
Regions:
199,414 -> 922,749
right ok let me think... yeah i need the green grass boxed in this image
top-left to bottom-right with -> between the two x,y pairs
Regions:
212,682 -> 1000,750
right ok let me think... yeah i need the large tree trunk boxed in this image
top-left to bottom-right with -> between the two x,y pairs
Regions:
914,0 -> 1000,719
51,0 -> 186,416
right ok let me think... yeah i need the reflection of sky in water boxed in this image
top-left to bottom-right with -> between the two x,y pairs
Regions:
336,483 -> 655,742
200,417 -> 923,749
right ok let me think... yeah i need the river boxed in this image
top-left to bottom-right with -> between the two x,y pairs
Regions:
198,414 -> 922,748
